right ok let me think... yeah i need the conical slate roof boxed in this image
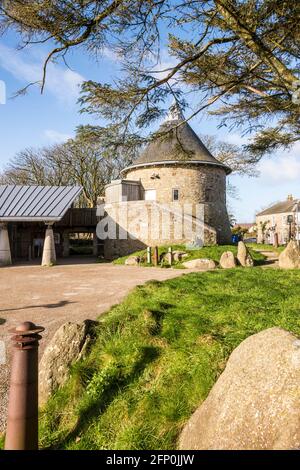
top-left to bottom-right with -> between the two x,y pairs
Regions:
123,102 -> 231,174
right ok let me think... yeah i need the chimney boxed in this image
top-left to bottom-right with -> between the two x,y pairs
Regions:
287,194 -> 293,201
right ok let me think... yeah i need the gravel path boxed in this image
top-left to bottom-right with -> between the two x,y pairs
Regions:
0,260 -> 197,434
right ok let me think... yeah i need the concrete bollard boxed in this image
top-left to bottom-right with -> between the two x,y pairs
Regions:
0,223 -> 12,266
5,321 -> 44,450
41,225 -> 56,266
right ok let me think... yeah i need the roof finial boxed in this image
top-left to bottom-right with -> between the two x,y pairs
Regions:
164,99 -> 185,123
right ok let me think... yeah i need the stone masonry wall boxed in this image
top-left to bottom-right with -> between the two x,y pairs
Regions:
124,164 -> 226,205
102,200 -> 217,259
124,164 -> 232,245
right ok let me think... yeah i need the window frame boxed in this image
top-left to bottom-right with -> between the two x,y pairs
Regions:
172,188 -> 179,201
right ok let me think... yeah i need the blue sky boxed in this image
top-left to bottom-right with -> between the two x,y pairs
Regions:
0,32 -> 299,222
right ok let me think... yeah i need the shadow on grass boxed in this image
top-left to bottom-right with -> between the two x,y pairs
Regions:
255,258 -> 276,266
148,302 -> 173,335
49,345 -> 161,449
148,309 -> 164,335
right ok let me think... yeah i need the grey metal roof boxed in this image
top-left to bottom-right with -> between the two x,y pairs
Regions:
256,199 -> 298,216
0,185 -> 82,222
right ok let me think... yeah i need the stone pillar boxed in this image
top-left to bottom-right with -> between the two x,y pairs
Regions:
0,223 -> 12,266
93,231 -> 98,256
62,232 -> 70,257
41,224 -> 56,266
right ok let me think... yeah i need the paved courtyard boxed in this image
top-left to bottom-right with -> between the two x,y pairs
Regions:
0,260 -> 192,433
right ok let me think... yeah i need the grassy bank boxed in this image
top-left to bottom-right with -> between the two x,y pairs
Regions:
40,268 -> 300,450
113,244 -> 265,267
246,242 -> 285,253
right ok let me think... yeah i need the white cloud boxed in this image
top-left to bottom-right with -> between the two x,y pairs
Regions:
0,44 -> 85,104
150,59 -> 177,81
102,47 -> 120,62
224,134 -> 300,184
259,141 -> 300,183
149,58 -> 177,81
44,129 -> 73,143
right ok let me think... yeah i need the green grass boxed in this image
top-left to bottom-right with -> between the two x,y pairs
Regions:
40,268 -> 300,450
246,242 -> 285,253
113,244 -> 265,267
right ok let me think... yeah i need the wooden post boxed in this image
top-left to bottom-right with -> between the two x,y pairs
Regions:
168,246 -> 173,266
93,231 -> 98,256
28,245 -> 32,262
147,247 -> 152,264
153,246 -> 159,266
62,232 -> 70,257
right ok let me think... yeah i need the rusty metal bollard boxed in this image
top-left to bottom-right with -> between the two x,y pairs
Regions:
5,321 -> 44,450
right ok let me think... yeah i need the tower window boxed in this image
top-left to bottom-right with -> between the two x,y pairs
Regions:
172,189 -> 179,201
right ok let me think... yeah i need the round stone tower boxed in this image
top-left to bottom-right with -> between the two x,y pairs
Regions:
121,103 -> 232,244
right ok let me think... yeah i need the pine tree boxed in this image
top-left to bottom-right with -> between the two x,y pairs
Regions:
1,1 -> 299,158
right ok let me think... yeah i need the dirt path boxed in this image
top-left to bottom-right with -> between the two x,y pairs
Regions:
253,249 -> 279,268
0,261 -> 198,434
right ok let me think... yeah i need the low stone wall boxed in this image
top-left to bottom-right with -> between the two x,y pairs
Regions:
99,200 -> 218,259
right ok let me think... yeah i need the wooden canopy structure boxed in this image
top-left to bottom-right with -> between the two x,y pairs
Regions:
0,185 -> 101,266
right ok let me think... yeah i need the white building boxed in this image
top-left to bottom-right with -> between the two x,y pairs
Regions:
256,195 -> 300,245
